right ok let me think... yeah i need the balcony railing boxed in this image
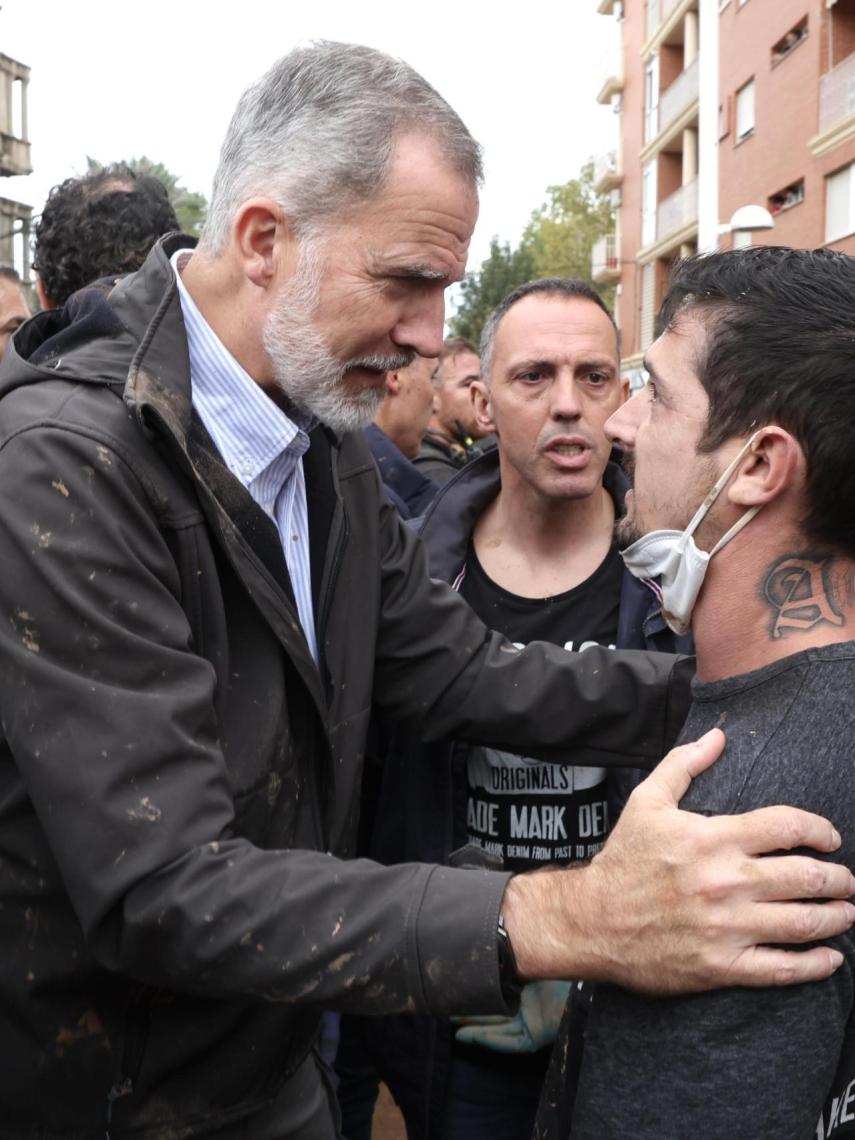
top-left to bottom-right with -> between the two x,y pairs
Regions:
819,50 -> 855,134
0,197 -> 32,284
657,179 -> 698,242
0,54 -> 31,177
659,57 -> 699,134
592,233 -> 620,282
593,152 -> 621,194
646,0 -> 683,39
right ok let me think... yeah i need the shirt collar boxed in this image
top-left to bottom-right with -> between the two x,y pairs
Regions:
170,249 -> 312,491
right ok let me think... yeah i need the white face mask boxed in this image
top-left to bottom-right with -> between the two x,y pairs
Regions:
620,431 -> 763,635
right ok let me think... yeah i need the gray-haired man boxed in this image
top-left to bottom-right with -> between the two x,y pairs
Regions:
0,44 -> 849,1138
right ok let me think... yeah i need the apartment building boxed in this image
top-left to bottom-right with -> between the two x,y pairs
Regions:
0,49 -> 32,294
593,0 -> 855,383
0,49 -> 32,293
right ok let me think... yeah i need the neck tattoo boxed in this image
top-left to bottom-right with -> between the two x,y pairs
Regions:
760,553 -> 845,641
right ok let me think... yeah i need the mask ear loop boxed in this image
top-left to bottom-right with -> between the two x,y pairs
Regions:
708,504 -> 762,556
682,429 -> 764,543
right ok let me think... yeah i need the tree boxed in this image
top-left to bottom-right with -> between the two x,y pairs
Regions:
449,238 -> 536,345
521,160 -> 615,302
448,159 -> 615,346
86,156 -> 207,235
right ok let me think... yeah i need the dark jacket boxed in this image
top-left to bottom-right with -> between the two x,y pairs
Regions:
364,423 -> 438,518
357,448 -> 692,1140
413,427 -> 479,485
0,234 -> 691,1137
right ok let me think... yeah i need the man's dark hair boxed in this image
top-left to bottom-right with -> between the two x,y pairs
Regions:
659,246 -> 855,556
33,163 -> 179,307
480,278 -> 620,380
0,265 -> 21,285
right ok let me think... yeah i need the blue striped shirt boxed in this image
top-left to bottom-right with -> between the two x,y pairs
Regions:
171,250 -> 318,664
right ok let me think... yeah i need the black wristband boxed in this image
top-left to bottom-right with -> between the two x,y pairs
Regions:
497,913 -> 523,1003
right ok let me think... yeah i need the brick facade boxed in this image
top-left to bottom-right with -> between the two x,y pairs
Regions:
595,0 -> 855,380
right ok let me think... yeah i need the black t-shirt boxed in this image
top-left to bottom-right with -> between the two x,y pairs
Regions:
458,542 -> 622,873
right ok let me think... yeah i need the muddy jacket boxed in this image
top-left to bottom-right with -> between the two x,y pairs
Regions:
355,450 -> 693,1140
0,235 -> 691,1137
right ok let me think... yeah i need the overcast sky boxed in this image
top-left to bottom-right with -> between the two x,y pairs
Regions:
3,0 -> 617,279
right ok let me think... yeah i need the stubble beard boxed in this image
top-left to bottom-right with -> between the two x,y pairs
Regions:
614,448 -> 722,548
262,239 -> 413,433
614,449 -> 642,547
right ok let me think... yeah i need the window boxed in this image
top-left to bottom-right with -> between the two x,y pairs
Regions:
771,17 -> 808,66
768,179 -> 805,215
644,56 -> 659,144
735,79 -> 755,141
642,160 -> 658,247
826,162 -> 855,242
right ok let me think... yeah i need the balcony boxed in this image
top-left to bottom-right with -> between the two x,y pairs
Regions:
642,58 -> 699,153
593,152 -> 622,194
656,179 -> 698,243
647,0 -> 679,39
646,0 -> 684,40
596,42 -> 624,106
0,198 -> 32,284
0,53 -> 31,177
0,133 -> 30,177
659,57 -> 699,135
819,51 -> 855,135
592,234 -> 620,284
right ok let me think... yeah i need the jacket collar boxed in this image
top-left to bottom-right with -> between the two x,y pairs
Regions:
419,446 -> 630,582
117,233 -> 197,449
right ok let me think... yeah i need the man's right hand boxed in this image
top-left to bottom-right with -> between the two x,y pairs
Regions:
501,728 -> 855,995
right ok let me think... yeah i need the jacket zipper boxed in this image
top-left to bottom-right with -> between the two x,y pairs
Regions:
313,450 -> 350,851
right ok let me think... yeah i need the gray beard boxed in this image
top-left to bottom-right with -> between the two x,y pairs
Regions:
262,255 -> 413,433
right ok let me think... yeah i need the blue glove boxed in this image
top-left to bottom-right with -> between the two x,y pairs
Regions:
453,980 -> 572,1054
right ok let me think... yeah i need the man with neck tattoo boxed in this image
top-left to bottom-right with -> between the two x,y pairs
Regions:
544,247 -> 855,1140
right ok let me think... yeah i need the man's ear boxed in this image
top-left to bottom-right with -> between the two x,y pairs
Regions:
232,197 -> 297,289
385,371 -> 401,396
727,427 -> 802,509
471,380 -> 496,434
620,376 -> 630,404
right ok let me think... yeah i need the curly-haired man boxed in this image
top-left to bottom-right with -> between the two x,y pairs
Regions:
33,163 -> 179,309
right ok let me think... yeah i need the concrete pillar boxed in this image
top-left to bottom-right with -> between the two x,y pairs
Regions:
1,74 -> 11,135
698,0 -> 720,251
685,8 -> 700,66
20,79 -> 28,141
682,127 -> 698,183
